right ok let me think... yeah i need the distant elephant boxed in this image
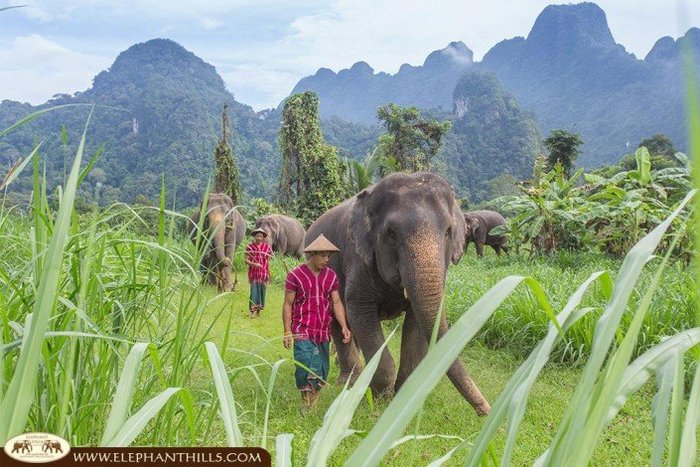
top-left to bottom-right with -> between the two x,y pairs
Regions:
305,172 -> 491,416
253,214 -> 305,258
464,210 -> 508,257
190,193 -> 246,292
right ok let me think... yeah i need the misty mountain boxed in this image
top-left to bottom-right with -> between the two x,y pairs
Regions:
291,2 -> 699,167
0,39 -> 281,207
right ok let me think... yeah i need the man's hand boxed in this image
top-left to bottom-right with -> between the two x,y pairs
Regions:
283,333 -> 293,349
341,327 -> 352,344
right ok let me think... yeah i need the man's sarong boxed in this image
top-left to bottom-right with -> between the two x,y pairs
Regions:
293,339 -> 329,391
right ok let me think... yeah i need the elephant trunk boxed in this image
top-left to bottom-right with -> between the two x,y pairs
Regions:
402,237 -> 491,416
213,224 -> 233,292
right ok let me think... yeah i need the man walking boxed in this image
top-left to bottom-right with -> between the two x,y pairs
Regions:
282,234 -> 352,409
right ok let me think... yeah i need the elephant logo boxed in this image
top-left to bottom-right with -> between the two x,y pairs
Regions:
4,432 -> 70,463
10,439 -> 32,453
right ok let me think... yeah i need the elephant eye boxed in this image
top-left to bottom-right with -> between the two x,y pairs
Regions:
445,227 -> 452,238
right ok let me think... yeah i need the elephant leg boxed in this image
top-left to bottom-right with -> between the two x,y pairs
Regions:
395,310 -> 428,393
501,244 -> 510,255
347,301 -> 396,397
331,319 -> 363,385
492,244 -> 502,255
475,242 -> 484,258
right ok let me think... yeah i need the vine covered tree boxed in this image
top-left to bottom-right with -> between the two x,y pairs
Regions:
543,129 -> 583,178
375,103 -> 452,172
214,103 -> 241,204
278,92 -> 344,225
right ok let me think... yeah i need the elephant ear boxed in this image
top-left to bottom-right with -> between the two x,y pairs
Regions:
450,203 -> 467,264
349,188 -> 374,266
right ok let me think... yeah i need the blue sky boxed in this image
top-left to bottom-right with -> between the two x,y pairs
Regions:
1,1 -> 698,110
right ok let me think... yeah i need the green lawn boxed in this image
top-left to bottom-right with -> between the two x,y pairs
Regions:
197,250 -> 690,465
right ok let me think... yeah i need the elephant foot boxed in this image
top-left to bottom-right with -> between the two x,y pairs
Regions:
337,368 -> 362,386
473,400 -> 491,417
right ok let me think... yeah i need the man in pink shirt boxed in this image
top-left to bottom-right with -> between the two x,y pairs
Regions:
282,234 -> 352,409
244,228 -> 273,317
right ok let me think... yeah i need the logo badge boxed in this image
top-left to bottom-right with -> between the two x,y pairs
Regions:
4,433 -> 70,463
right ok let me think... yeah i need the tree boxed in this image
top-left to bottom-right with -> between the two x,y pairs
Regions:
543,129 -> 583,178
277,92 -> 344,225
376,104 -> 452,172
638,134 -> 677,158
214,104 -> 241,204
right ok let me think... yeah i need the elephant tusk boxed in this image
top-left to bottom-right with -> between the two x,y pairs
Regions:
403,288 -> 408,299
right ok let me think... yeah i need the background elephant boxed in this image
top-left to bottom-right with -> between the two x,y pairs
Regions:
305,172 -> 491,416
254,214 -> 305,258
464,210 -> 508,257
190,193 -> 246,292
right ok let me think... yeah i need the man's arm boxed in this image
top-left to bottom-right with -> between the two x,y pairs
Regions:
330,290 -> 352,343
282,290 -> 295,349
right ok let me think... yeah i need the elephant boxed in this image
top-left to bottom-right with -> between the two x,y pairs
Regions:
464,210 -> 509,257
190,193 -> 246,292
253,214 -> 305,258
305,171 -> 491,416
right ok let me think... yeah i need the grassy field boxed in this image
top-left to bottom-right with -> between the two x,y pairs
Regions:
1,198 -> 698,465
191,248 -> 694,465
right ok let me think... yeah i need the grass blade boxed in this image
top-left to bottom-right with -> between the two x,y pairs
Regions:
650,356 -> 677,467
205,341 -> 243,447
678,360 -> 700,466
100,343 -> 154,445
276,433 -> 294,467
0,143 -> 41,191
102,387 -> 187,447
307,328 -> 396,465
262,359 -> 286,450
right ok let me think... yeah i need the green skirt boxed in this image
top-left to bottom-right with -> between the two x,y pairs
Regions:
249,282 -> 266,308
293,340 -> 330,391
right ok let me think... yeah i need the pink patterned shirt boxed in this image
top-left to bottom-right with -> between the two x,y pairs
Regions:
285,264 -> 340,344
245,241 -> 272,283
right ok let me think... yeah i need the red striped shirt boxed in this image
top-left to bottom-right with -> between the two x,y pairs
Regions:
245,241 -> 272,283
285,264 -> 340,344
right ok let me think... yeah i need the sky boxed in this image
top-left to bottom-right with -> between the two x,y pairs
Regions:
1,1 -> 698,111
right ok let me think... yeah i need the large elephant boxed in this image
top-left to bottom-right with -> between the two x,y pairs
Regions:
253,214 -> 305,258
464,210 -> 508,257
190,193 -> 246,292
305,172 -> 491,416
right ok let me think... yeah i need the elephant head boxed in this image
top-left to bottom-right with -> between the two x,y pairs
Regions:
191,193 -> 236,292
350,172 -> 466,286
254,215 -> 280,246
464,214 -> 480,241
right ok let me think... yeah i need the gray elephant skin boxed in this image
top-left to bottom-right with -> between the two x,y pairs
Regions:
305,172 -> 491,416
190,193 -> 246,292
254,214 -> 305,258
464,210 -> 508,257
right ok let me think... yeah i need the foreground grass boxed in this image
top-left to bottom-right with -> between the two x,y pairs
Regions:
198,251 -> 691,465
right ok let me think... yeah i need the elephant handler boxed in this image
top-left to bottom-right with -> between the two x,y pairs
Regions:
244,228 -> 273,317
282,234 -> 352,409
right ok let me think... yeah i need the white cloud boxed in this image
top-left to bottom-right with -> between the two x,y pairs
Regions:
0,35 -> 111,104
199,17 -> 224,30
2,1 -> 700,110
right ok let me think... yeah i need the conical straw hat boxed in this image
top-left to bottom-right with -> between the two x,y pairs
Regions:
304,234 -> 340,253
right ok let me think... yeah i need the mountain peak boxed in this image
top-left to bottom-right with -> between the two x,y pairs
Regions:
646,27 -> 700,62
527,2 -> 616,52
424,41 -> 474,68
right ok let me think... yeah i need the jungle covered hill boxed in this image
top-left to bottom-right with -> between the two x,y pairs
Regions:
0,38 -> 540,207
292,2 -> 700,167
1,1 -> 697,207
